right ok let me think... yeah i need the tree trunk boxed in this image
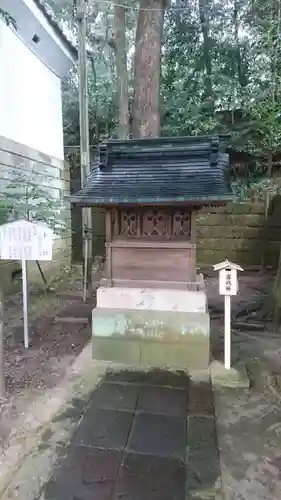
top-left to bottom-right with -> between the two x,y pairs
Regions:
260,152 -> 273,271
198,0 -> 213,106
272,0 -> 281,102
113,1 -> 129,139
90,58 -> 100,143
234,0 -> 247,88
272,1 -> 281,323
273,243 -> 281,327
132,0 -> 165,138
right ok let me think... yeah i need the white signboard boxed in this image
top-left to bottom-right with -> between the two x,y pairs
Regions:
219,267 -> 238,296
0,220 -> 53,261
0,220 -> 54,349
213,259 -> 243,370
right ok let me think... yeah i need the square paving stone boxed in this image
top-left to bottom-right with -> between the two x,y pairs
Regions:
127,412 -> 186,460
114,453 -> 185,500
105,370 -> 148,385
45,478 -> 115,500
73,408 -> 135,450
144,368 -> 190,388
106,368 -> 190,388
137,385 -> 187,417
56,446 -> 122,483
90,382 -> 139,411
187,381 -> 214,416
186,416 -> 220,500
187,416 -> 218,455
44,448 -> 122,500
186,451 -> 221,499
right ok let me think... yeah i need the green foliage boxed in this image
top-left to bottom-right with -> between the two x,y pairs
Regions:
0,198 -> 9,226
47,0 -> 281,189
232,177 -> 281,202
244,102 -> 281,155
44,0 -> 119,146
161,0 -> 281,185
1,167 -> 68,236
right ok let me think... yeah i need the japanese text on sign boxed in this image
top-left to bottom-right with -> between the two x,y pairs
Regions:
0,220 -> 53,261
225,271 -> 232,292
219,268 -> 238,296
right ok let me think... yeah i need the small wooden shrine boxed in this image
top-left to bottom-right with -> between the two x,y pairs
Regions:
103,205 -> 196,288
71,135 -> 232,291
70,135 -> 232,370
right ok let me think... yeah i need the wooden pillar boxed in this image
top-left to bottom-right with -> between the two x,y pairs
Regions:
190,210 -> 197,281
105,210 -> 113,285
190,210 -> 197,244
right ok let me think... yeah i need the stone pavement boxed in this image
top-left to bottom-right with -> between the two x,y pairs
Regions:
3,353 -> 281,500
40,369 -> 221,500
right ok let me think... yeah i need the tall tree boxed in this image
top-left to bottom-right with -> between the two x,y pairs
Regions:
113,1 -> 129,139
198,0 -> 213,109
132,0 -> 165,137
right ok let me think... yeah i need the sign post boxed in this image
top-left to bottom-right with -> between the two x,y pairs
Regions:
224,294 -> 231,370
0,220 -> 53,348
213,259 -> 243,370
22,258 -> 29,348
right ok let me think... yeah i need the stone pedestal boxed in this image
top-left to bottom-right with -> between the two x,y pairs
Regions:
92,286 -> 210,370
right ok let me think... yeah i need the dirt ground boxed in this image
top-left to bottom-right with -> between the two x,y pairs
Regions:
206,271 -> 281,367
1,268 -> 279,401
0,266 -> 96,449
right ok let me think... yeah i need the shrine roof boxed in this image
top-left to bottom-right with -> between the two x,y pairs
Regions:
70,135 -> 233,206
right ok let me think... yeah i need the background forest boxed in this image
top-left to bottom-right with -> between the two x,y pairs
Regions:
43,0 -> 281,199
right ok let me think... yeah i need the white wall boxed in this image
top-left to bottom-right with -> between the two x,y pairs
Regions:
22,0 -> 75,62
0,20 -> 64,160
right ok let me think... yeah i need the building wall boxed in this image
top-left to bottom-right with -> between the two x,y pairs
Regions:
196,201 -> 281,269
0,0 -> 75,78
0,136 -> 71,288
0,19 -> 64,160
0,21 -> 71,288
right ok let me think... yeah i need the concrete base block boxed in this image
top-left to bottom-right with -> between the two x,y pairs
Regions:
210,360 -> 249,389
92,337 -> 210,371
92,306 -> 210,370
93,337 -> 141,366
96,286 -> 207,313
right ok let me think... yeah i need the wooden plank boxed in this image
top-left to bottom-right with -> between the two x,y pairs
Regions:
107,240 -> 196,249
111,246 -> 196,282
101,278 -> 199,290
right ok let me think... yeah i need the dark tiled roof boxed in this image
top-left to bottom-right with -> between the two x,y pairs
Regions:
70,136 -> 233,206
34,0 -> 78,59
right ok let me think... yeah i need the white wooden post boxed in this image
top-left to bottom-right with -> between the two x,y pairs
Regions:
224,294 -> 231,370
213,259 -> 243,370
22,258 -> 29,348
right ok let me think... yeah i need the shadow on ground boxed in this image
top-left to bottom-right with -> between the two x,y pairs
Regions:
42,368 -> 221,500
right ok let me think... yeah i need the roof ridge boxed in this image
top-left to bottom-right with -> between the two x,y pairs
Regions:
33,0 -> 77,59
70,136 -> 232,207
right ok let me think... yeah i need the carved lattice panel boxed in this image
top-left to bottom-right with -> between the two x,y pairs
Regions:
120,210 -> 138,236
111,208 -> 192,239
172,211 -> 191,237
142,210 -> 167,236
